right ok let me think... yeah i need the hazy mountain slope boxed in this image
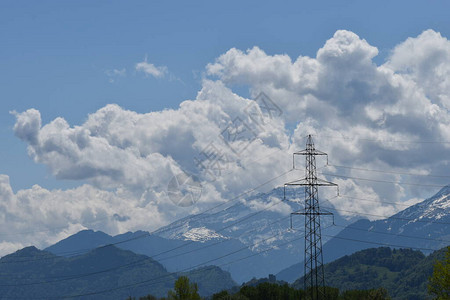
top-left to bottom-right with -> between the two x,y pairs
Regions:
0,245 -> 235,299
45,229 -> 115,256
45,229 -> 257,284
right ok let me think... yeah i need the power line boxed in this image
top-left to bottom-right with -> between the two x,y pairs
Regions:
1,145 -> 448,295
1,226 -> 285,288
156,215 -> 292,263
336,194 -> 415,208
152,198 -> 289,261
154,168 -> 293,236
4,148 -> 445,259
322,233 -> 440,252
126,231 -> 311,297
327,193 -> 445,213
86,196 -> 293,277
59,220 -> 447,300
10,228 -> 300,299
58,225 -> 443,300
333,223 -> 450,244
321,206 -> 450,225
320,172 -> 448,188
9,172 -> 443,285
327,164 -> 450,179
4,208 -> 294,283
1,199 -> 446,296
60,228 -> 312,299
313,134 -> 450,145
9,166 -> 436,263
62,221 -> 443,300
79,226 -> 329,300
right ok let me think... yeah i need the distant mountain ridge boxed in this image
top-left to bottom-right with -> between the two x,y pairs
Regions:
0,245 -> 235,299
45,229 -> 260,284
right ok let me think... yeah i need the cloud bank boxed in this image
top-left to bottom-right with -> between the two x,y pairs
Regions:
4,29 -> 450,255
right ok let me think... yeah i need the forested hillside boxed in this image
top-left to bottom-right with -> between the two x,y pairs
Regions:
293,246 -> 448,299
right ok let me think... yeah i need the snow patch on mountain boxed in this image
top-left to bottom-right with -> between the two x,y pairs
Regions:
394,185 -> 450,223
155,187 -> 350,250
182,227 -> 227,242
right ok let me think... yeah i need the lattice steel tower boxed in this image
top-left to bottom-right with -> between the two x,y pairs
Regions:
285,135 -> 337,300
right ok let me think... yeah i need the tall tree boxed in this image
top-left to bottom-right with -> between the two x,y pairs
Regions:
168,276 -> 201,300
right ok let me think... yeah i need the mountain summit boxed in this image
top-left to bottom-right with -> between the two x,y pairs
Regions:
393,184 -> 450,222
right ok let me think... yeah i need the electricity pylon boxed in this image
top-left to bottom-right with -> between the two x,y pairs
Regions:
284,135 -> 337,300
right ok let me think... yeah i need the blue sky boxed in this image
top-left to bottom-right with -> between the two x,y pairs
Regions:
1,0 -> 450,252
2,0 -> 450,191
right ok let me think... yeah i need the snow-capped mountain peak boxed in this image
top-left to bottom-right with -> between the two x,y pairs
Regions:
394,185 -> 450,222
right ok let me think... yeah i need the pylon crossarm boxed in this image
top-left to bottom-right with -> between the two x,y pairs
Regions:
284,179 -> 308,186
317,208 -> 333,215
316,178 -> 338,186
294,149 -> 327,156
283,178 -> 337,187
286,182 -> 337,187
296,212 -> 333,216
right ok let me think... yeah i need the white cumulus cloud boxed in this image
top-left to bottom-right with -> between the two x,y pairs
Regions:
0,174 -> 170,256
4,29 -> 450,255
207,29 -> 450,213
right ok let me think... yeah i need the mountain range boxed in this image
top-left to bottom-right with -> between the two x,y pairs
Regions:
0,184 -> 448,299
46,187 -> 353,283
